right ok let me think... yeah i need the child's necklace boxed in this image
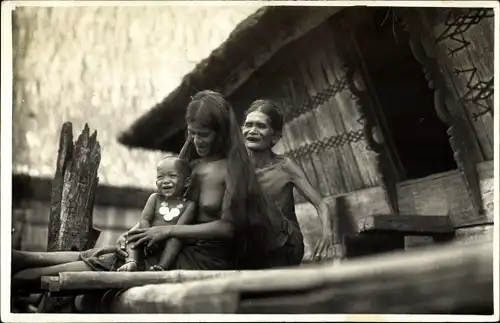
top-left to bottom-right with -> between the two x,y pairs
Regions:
159,200 -> 184,221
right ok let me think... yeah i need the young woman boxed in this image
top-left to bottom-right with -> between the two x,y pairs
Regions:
241,99 -> 336,266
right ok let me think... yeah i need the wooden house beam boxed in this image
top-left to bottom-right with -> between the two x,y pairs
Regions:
360,214 -> 455,235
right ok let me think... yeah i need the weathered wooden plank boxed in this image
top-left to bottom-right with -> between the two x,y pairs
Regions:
291,100 -> 345,196
98,239 -> 493,314
285,73 -> 323,191
37,123 -> 102,313
283,76 -> 310,147
308,134 -> 347,196
305,51 -> 347,196
361,215 -> 455,235
293,59 -> 332,195
54,125 -> 101,251
290,59 -> 312,114
400,8 -> 486,219
318,43 -> 375,189
314,151 -> 338,196
306,154 -> 332,196
406,224 -> 494,249
428,8 -> 494,160
293,64 -> 349,195
438,51 -> 494,160
454,225 -> 494,244
272,98 -> 292,155
47,122 -> 73,252
294,161 -> 494,240
321,23 -> 380,189
309,40 -> 365,194
337,96 -> 378,188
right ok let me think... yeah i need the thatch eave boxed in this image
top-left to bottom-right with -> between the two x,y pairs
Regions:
118,5 -> 345,153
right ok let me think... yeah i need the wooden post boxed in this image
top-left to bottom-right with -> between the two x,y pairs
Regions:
37,122 -> 101,313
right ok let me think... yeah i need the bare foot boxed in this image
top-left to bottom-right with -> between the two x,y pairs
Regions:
149,265 -> 164,271
117,261 -> 138,272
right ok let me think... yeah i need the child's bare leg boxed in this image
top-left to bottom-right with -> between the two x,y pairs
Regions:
117,244 -> 139,272
12,250 -> 81,274
13,260 -> 93,293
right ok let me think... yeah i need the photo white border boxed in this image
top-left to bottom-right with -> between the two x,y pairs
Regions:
1,0 -> 498,322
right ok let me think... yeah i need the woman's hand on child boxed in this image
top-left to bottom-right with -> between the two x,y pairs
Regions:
126,226 -> 172,249
115,234 -> 128,258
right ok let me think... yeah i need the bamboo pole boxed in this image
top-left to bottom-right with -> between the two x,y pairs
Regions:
94,239 -> 492,314
42,270 -> 263,293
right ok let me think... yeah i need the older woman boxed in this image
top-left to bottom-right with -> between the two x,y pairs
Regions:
242,99 -> 335,266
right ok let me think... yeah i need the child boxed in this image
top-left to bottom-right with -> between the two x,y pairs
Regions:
11,154 -> 194,296
117,155 -> 192,272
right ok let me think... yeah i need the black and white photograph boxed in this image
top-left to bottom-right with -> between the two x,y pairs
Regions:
1,0 -> 498,320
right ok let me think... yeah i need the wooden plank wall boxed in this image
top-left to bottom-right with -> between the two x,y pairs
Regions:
12,201 -> 143,252
231,19 -> 380,202
424,8 -> 494,161
296,160 -> 494,251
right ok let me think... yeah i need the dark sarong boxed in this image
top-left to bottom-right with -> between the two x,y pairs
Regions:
171,240 -> 235,270
267,223 -> 304,268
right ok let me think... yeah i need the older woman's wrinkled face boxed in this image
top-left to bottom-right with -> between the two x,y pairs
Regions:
242,111 -> 277,151
187,122 -> 217,157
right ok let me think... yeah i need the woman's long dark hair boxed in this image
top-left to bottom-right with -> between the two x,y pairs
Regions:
184,90 -> 279,265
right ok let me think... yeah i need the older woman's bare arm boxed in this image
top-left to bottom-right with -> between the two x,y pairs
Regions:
283,157 -> 337,260
283,157 -> 332,231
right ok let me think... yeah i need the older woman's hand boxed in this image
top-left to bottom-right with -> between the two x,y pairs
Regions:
125,226 -> 172,249
312,229 -> 335,262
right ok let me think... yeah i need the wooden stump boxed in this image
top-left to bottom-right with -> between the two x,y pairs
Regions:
37,122 -> 101,313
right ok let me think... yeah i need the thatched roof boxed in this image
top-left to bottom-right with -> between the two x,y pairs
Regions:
118,6 -> 344,153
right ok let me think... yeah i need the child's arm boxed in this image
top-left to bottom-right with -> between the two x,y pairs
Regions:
152,201 -> 196,270
118,194 -> 156,272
